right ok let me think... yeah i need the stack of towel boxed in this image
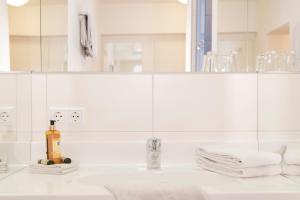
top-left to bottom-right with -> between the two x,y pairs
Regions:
0,159 -> 8,173
196,147 -> 282,178
282,145 -> 300,176
29,162 -> 79,175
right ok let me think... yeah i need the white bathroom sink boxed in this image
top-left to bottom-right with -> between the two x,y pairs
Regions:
0,166 -> 300,200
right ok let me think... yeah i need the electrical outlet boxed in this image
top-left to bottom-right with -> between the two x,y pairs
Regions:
69,109 -> 83,124
49,108 -> 67,123
0,107 -> 14,124
49,107 -> 84,125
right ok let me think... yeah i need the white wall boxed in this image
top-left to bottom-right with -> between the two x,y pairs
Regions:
0,0 -> 10,71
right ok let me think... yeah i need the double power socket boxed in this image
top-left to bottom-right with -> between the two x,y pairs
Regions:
0,107 -> 14,124
49,107 -> 84,125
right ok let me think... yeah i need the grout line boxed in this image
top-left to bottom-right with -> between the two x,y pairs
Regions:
256,74 -> 259,151
15,75 -> 18,142
151,74 -> 154,137
39,0 -> 42,71
29,73 -> 33,161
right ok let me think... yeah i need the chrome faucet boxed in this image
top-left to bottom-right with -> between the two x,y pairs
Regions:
146,137 -> 161,170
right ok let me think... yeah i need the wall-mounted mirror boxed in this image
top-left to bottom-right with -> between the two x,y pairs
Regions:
41,0 -> 190,72
1,0 -> 41,72
213,0 -> 300,73
1,0 -> 300,73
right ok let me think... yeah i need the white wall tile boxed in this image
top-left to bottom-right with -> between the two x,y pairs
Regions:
259,74 -> 300,131
46,74 -> 153,132
0,74 -> 17,136
258,74 -> 300,153
31,74 -> 47,132
0,142 -> 30,164
154,74 -> 257,132
16,74 -> 32,134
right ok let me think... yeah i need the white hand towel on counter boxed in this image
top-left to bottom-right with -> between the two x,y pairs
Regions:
105,181 -> 207,200
197,157 -> 282,178
196,147 -> 282,168
29,162 -> 79,175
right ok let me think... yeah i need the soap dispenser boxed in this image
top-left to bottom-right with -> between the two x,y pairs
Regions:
146,137 -> 161,170
45,120 -> 62,164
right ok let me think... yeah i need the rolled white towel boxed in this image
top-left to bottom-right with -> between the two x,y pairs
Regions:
196,147 -> 282,168
105,181 -> 207,200
283,145 -> 300,165
197,157 -> 282,178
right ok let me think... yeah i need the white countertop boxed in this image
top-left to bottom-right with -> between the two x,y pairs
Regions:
0,166 -> 300,200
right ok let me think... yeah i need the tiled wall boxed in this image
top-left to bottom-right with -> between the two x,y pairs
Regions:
30,73 -> 259,165
258,74 -> 300,152
0,73 -> 31,164
1,73 -> 300,165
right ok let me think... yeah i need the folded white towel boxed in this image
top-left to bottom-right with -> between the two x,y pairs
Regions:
105,181 -> 206,200
29,162 -> 79,175
282,165 -> 300,176
196,147 -> 282,168
197,157 -> 282,178
283,145 -> 300,165
0,162 -> 8,173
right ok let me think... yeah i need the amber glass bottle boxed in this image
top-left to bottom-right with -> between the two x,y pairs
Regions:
45,120 -> 62,164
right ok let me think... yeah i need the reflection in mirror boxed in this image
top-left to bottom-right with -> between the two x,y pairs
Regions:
0,74 -> 31,180
213,0 -> 256,73
8,0 -> 41,72
212,0 -> 300,73
3,0 -> 300,73
41,0 -> 190,72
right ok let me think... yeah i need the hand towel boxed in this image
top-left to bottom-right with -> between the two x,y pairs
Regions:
79,13 -> 94,57
197,157 -> 282,178
105,181 -> 207,200
196,147 -> 282,168
282,164 -> 300,176
283,145 -> 300,165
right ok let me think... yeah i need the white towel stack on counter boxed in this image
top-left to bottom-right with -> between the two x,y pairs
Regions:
196,147 -> 282,178
282,145 -> 300,176
0,159 -> 8,173
29,162 -> 79,175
